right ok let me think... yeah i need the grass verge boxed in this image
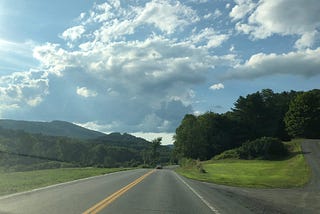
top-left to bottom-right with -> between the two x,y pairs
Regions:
176,139 -> 311,188
0,167 -> 131,196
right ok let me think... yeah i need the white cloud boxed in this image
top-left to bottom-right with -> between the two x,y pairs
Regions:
76,87 -> 97,97
74,121 -> 114,133
21,0 -> 237,132
61,25 -> 85,41
131,132 -> 175,145
33,43 -> 69,76
189,28 -> 229,48
203,13 -> 212,19
295,31 -> 319,50
0,70 -> 49,113
189,0 -> 209,3
135,0 -> 199,34
229,0 -> 256,20
75,120 -> 175,145
224,48 -> 320,79
210,83 -> 225,90
229,45 -> 235,52
233,0 -> 320,49
213,9 -> 222,18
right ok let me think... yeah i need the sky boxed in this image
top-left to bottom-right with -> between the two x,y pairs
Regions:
0,0 -> 319,144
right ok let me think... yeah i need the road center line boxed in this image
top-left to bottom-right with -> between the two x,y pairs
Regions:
82,169 -> 155,214
175,172 -> 220,214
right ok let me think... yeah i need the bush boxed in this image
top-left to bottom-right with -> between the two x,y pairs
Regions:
179,158 -> 197,168
196,159 -> 206,173
238,137 -> 288,160
213,149 -> 239,160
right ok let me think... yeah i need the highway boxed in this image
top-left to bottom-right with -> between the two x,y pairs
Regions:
0,168 -> 256,214
1,139 -> 319,214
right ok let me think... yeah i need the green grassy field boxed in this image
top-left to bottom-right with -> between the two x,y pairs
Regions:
176,139 -> 311,188
0,167 -> 130,196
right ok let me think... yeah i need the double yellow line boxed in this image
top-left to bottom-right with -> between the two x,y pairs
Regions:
83,170 -> 155,214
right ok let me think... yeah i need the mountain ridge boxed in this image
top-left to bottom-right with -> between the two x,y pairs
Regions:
0,119 -> 106,140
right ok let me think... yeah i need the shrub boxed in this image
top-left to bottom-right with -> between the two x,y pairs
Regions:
238,137 -> 288,160
179,158 -> 197,168
213,149 -> 240,160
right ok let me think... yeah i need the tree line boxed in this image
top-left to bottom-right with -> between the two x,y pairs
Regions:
173,89 -> 320,160
0,129 -> 171,171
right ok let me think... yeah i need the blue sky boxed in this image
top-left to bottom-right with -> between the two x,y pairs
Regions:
0,0 -> 319,144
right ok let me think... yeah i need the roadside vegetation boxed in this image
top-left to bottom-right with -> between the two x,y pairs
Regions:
176,139 -> 311,188
173,89 -> 320,162
0,167 -> 130,196
174,89 -> 319,188
0,129 -> 170,171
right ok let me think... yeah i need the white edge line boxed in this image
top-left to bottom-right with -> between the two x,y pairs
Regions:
0,169 -> 132,200
175,172 -> 220,214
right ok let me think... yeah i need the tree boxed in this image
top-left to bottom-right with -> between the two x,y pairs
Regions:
232,89 -> 296,140
285,90 -> 320,138
232,91 -> 269,140
174,112 -> 241,160
173,89 -> 301,161
150,137 -> 162,165
174,114 -> 200,159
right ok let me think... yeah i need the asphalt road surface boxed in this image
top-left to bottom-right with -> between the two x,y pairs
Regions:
0,139 -> 319,214
0,168 -> 256,214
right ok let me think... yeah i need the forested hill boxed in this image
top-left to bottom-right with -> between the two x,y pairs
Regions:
0,119 -> 105,140
0,121 -> 172,171
93,132 -> 150,147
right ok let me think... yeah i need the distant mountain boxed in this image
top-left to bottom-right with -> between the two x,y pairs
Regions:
0,119 -> 106,140
91,132 -> 151,149
95,132 -> 150,144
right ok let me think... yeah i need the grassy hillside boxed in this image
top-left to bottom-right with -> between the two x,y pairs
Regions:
176,139 -> 311,188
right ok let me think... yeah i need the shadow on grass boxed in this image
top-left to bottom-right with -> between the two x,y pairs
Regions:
278,150 -> 311,161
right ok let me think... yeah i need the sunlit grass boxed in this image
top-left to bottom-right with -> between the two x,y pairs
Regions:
176,139 -> 311,188
0,167 -> 131,196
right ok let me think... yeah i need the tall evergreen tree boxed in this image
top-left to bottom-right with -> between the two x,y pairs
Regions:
285,89 -> 320,138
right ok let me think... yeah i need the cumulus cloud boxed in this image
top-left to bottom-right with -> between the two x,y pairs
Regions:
33,43 -> 69,76
60,25 -> 85,41
0,70 -> 49,115
189,27 -> 229,48
76,87 -> 97,97
224,48 -> 320,79
135,0 -> 199,34
232,0 -> 320,49
295,31 -> 319,50
4,0 -> 239,132
229,0 -> 256,20
210,83 -> 225,90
